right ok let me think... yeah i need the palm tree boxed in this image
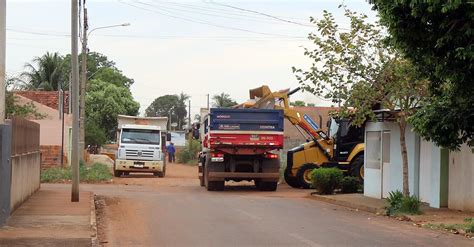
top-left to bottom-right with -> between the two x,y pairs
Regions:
212,93 -> 237,107
20,52 -> 67,91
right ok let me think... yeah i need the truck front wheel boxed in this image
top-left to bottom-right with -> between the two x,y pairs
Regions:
113,162 -> 122,177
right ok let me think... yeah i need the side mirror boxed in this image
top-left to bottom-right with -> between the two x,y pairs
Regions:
166,133 -> 171,142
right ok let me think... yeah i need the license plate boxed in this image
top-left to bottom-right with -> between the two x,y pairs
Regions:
250,134 -> 260,141
134,164 -> 144,168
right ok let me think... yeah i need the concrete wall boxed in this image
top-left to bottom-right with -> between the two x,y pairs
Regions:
0,124 -> 12,225
10,152 -> 41,211
448,144 -> 474,211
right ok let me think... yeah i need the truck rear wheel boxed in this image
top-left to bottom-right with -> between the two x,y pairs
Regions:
296,164 -> 318,189
284,168 -> 300,188
256,181 -> 278,191
204,156 -> 225,191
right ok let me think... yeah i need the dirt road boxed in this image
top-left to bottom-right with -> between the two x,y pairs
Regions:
84,164 -> 473,246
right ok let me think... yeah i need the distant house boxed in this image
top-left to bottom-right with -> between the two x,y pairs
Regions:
14,91 -> 72,169
363,110 -> 474,211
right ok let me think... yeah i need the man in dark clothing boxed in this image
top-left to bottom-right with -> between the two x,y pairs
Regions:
167,142 -> 176,163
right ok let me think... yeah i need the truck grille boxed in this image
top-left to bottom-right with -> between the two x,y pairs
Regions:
125,149 -> 154,158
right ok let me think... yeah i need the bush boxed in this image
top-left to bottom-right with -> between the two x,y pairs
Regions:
340,176 -> 360,193
311,167 -> 343,195
177,139 -> 201,164
386,190 -> 421,215
41,162 -> 111,183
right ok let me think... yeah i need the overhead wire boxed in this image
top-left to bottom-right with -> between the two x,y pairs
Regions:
118,0 -> 304,38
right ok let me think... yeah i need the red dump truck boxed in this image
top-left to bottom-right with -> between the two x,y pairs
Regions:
198,108 -> 284,191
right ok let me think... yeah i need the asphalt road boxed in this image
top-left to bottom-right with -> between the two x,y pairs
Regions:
84,164 -> 473,247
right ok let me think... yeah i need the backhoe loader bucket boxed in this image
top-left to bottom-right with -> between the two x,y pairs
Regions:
249,85 -> 272,99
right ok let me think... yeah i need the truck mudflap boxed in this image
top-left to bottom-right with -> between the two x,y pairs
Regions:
207,172 -> 280,182
115,159 -> 164,172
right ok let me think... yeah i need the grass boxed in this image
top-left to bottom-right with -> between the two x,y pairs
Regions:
423,218 -> 474,235
41,162 -> 112,183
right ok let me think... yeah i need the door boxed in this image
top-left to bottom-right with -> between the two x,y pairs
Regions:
382,131 -> 391,198
419,139 -> 432,203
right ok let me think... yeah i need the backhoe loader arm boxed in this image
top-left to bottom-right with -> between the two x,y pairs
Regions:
245,85 -> 328,141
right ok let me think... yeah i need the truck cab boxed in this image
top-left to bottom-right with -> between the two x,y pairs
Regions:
115,124 -> 167,177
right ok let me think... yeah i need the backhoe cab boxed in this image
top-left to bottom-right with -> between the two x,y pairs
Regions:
243,85 -> 365,189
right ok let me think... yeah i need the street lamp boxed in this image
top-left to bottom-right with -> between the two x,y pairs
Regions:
78,10 -> 130,162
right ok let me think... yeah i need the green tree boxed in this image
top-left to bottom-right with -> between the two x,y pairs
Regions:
20,52 -> 67,91
212,93 -> 237,108
290,100 -> 306,107
63,52 -> 134,88
145,93 -> 189,130
307,103 -> 316,107
293,7 -> 428,196
5,76 -> 45,119
86,79 -> 140,141
370,1 -> 473,149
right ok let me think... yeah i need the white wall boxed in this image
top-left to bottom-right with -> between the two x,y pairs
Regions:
364,121 -> 446,208
449,144 -> 474,211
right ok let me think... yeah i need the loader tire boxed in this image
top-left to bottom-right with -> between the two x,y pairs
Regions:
350,155 -> 364,182
284,168 -> 301,188
296,164 -> 318,189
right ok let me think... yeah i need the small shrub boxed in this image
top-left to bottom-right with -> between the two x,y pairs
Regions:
311,167 -> 343,195
386,190 -> 421,215
178,139 -> 201,164
464,218 -> 474,233
400,195 -> 421,214
41,167 -> 71,183
340,176 -> 360,193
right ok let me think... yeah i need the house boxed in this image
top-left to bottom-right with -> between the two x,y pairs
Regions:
364,110 -> 474,211
14,91 -> 72,169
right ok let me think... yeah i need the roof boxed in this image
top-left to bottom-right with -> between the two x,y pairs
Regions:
14,91 -> 69,113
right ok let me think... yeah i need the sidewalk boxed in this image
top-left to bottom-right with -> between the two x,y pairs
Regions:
0,184 -> 96,246
309,192 -> 474,237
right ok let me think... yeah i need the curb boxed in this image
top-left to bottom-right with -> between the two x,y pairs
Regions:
90,193 -> 98,247
306,193 -> 386,214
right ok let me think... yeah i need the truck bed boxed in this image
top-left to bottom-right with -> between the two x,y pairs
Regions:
204,108 -> 284,154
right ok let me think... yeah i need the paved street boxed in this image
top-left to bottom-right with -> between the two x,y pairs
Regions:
78,164 -> 473,246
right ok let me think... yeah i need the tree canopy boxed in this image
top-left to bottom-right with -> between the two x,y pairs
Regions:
294,7 -> 429,196
290,100 -> 306,107
212,93 -> 237,108
86,79 -> 140,143
20,52 -> 67,91
370,0 -> 473,149
145,93 -> 189,130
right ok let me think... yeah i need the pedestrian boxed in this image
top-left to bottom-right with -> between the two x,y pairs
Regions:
167,142 -> 176,163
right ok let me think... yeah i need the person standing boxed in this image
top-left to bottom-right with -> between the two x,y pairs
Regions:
167,142 -> 176,163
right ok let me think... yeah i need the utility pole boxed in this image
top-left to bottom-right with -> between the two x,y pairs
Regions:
207,94 -> 210,110
71,0 -> 80,202
79,4 -> 88,162
188,100 -> 191,128
0,1 -> 5,124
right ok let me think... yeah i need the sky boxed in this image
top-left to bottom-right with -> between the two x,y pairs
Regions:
6,0 -> 378,120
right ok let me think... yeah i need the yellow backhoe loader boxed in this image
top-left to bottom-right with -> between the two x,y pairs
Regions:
239,85 -> 364,189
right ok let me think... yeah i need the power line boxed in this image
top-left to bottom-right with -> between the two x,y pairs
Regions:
208,1 -> 313,27
119,0 -> 302,38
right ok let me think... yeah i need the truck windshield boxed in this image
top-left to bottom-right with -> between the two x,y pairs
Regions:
121,129 -> 160,145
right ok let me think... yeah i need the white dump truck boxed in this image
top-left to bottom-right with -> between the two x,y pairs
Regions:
114,115 -> 169,177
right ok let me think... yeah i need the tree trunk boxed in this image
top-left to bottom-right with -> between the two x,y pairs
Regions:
398,117 -> 410,196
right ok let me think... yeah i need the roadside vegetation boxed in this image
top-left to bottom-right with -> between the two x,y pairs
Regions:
177,139 -> 201,165
386,190 -> 421,216
41,163 -> 112,183
311,167 -> 362,195
423,218 -> 474,236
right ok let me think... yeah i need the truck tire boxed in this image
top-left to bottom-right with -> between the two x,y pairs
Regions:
113,162 -> 122,177
204,156 -> 225,191
199,165 -> 205,187
296,164 -> 318,189
256,181 -> 278,191
350,155 -> 364,182
284,168 -> 300,188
